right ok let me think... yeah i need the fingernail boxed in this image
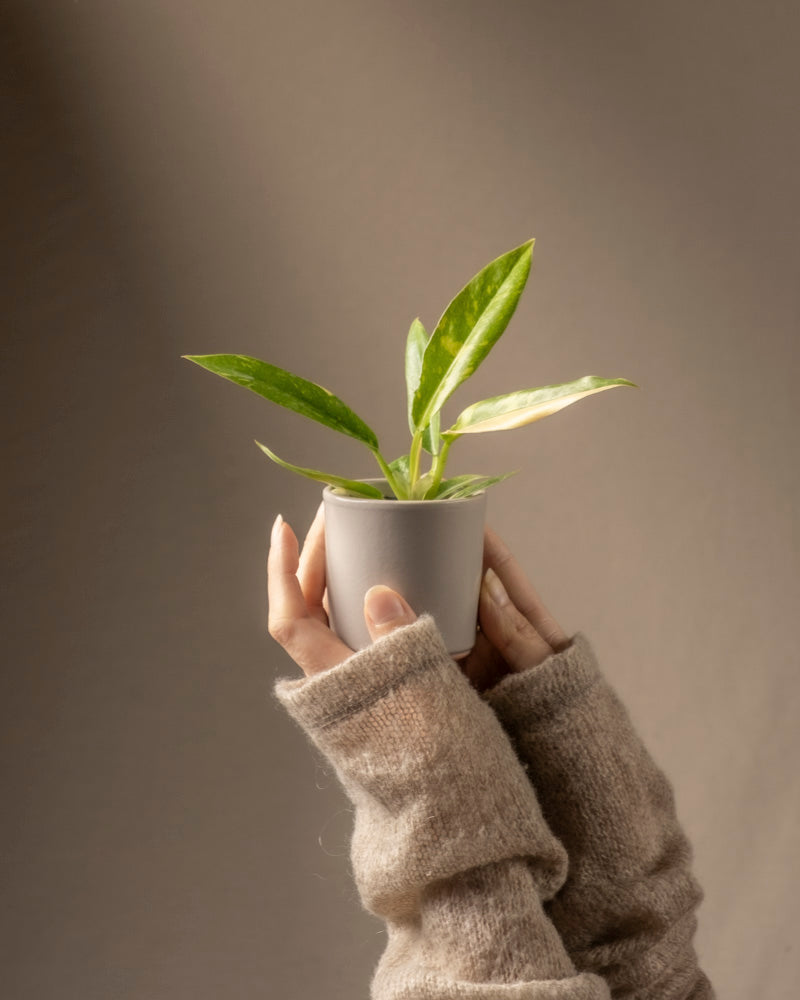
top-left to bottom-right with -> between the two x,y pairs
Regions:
365,586 -> 406,625
483,567 -> 509,607
270,513 -> 284,546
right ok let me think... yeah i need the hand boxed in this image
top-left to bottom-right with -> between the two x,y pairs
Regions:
459,526 -> 571,693
267,507 -> 569,690
267,505 -> 417,676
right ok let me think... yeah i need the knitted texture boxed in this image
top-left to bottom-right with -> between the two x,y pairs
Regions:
486,633 -> 714,999
275,616 -> 609,999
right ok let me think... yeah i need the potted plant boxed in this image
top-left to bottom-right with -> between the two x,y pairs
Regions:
183,238 -> 636,654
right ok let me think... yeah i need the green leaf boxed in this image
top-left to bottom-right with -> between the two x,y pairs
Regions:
183,354 -> 379,451
423,408 -> 442,456
254,441 -> 384,498
411,470 -> 436,499
388,453 -> 411,498
412,239 -> 534,431
445,376 -> 639,436
404,320 -> 440,455
431,471 -> 518,500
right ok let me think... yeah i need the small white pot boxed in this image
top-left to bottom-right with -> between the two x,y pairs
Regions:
322,480 -> 487,657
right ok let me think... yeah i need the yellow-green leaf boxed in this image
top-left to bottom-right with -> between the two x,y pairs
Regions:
254,441 -> 384,498
412,240 -> 534,431
445,376 -> 638,436
404,319 -> 440,454
388,453 -> 411,498
431,471 -> 518,499
183,354 -> 379,451
405,319 -> 427,435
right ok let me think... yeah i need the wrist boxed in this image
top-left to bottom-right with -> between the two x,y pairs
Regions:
484,632 -> 600,726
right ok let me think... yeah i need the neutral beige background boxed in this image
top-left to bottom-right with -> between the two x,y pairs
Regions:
2,1 -> 798,997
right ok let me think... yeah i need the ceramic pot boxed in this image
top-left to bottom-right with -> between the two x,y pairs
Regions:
322,480 -> 487,656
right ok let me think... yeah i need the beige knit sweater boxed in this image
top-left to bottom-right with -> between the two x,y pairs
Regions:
275,615 -> 714,999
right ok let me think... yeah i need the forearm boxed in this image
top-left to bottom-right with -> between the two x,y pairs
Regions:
275,616 -> 609,999
485,634 -> 713,999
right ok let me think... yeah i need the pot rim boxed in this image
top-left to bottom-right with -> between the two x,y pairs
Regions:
322,479 -> 487,507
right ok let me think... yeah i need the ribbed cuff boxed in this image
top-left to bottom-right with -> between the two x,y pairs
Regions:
484,632 -> 602,729
274,614 -> 453,732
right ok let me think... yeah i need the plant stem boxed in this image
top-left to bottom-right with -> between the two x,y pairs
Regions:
373,450 -> 407,499
408,430 -> 424,492
424,435 -> 454,498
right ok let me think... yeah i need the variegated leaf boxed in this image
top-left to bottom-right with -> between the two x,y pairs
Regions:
431,471 -> 517,499
445,376 -> 638,436
183,354 -> 379,450
254,441 -> 384,498
412,240 -> 534,430
404,319 -> 440,454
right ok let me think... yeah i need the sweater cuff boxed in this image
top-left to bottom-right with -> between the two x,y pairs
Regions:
274,614 -> 453,732
484,632 -> 602,729
273,613 -> 571,908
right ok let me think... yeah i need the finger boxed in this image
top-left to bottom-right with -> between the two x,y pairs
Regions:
268,514 -> 353,675
478,567 -> 554,672
297,502 -> 328,624
363,585 -> 417,642
483,525 -> 570,651
458,629 -> 509,694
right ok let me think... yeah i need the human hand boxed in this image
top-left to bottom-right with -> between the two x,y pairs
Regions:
267,505 -> 417,676
459,526 -> 571,693
268,507 -> 568,690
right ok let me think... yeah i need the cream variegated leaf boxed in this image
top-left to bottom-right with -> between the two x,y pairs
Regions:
445,376 -> 638,436
431,471 -> 517,499
412,240 -> 534,431
404,319 -> 440,454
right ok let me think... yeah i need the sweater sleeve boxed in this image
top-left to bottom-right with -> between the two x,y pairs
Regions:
274,615 -> 610,1000
484,633 -> 714,1000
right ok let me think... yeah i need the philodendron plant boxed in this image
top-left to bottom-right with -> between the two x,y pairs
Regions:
183,239 -> 637,500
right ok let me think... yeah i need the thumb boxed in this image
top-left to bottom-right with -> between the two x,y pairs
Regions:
364,585 -> 417,642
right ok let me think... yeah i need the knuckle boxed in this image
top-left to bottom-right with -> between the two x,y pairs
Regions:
511,613 -> 539,644
497,609 -> 538,655
268,615 -> 298,648
493,548 -> 515,574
